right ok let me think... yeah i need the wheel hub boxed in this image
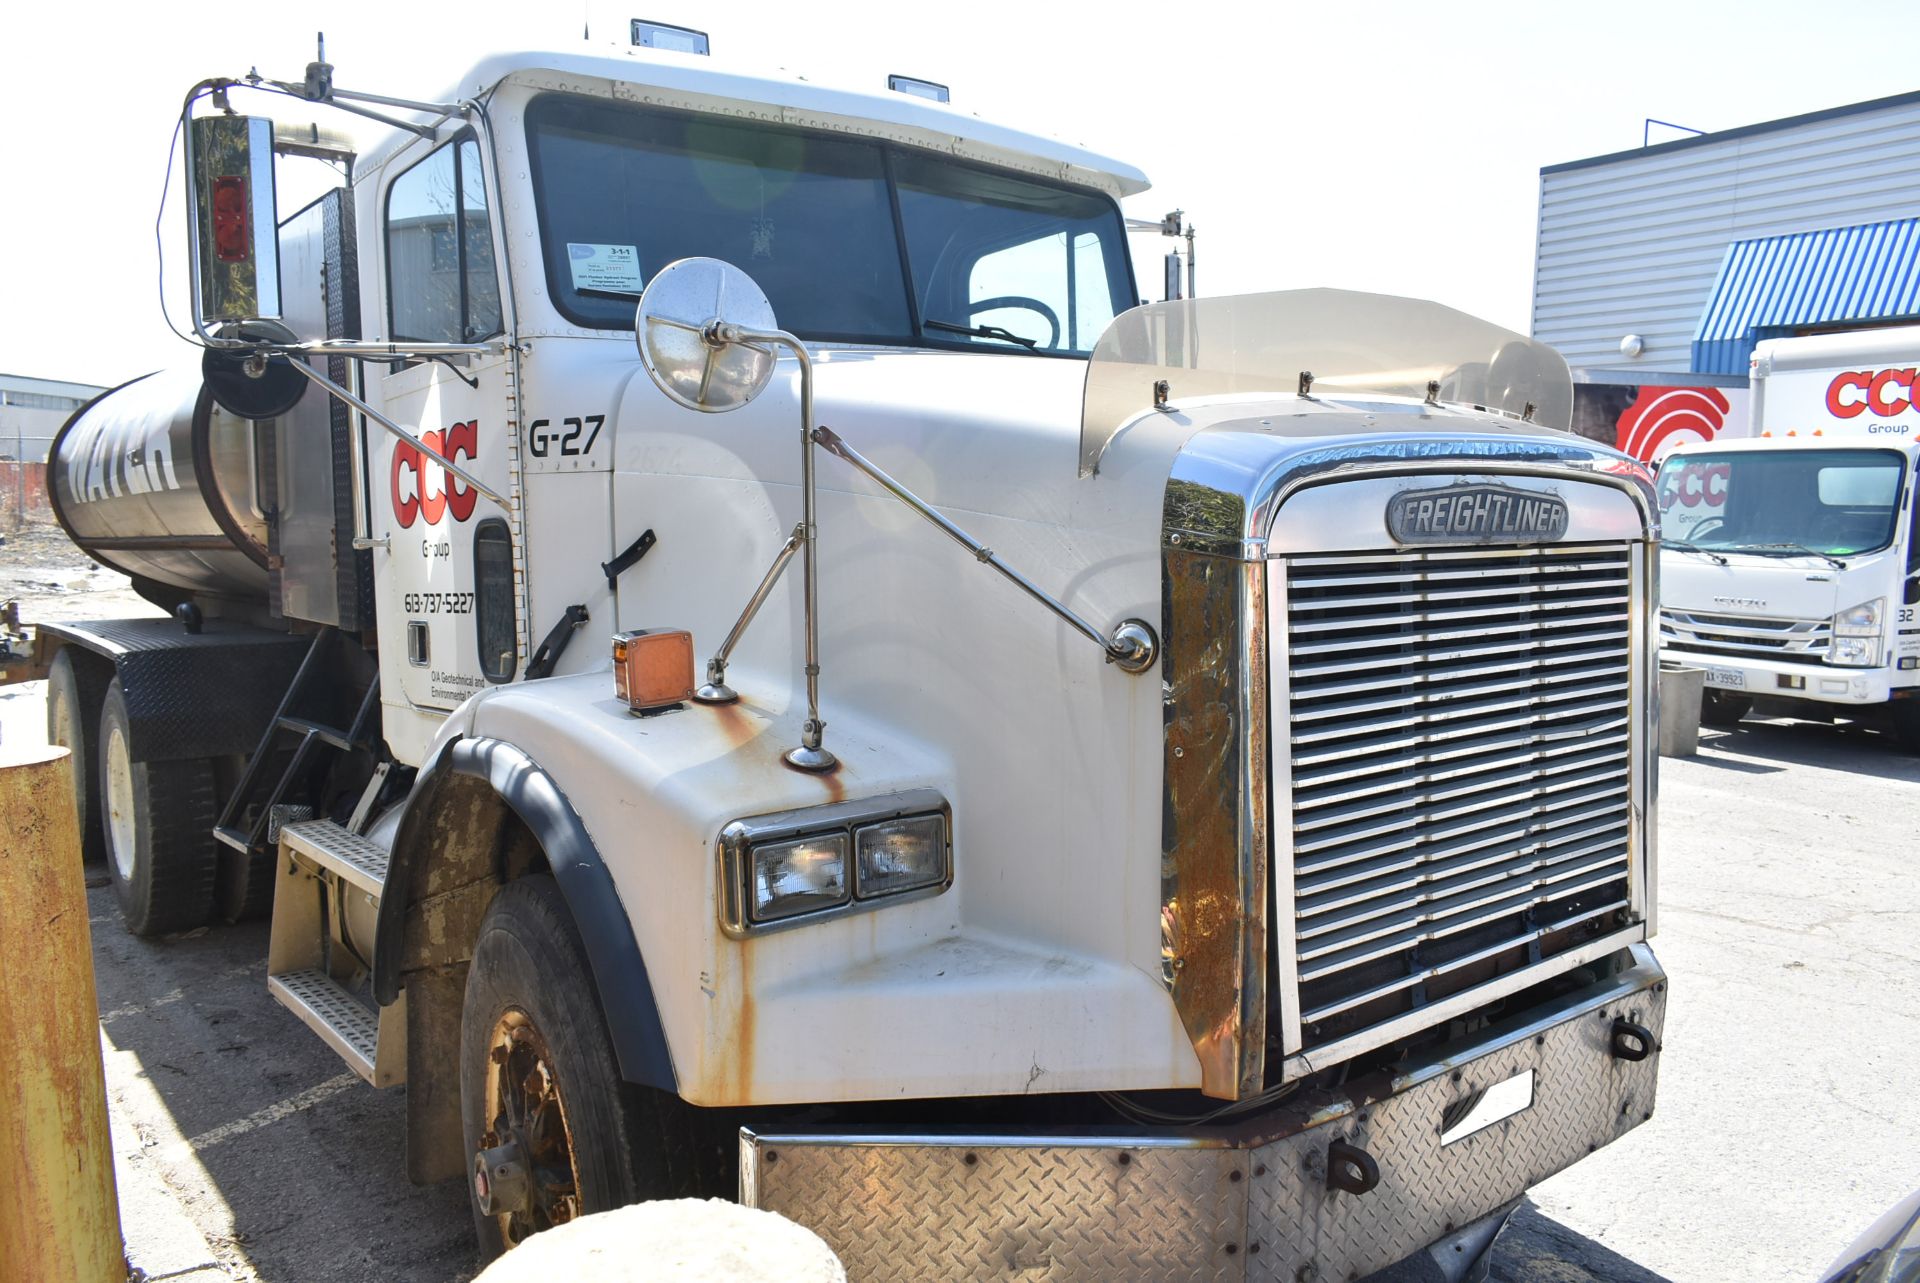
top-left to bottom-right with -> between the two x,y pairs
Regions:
477,1009 -> 581,1245
473,1140 -> 531,1216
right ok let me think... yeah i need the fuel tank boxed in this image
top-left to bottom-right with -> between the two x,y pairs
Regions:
49,368 -> 270,601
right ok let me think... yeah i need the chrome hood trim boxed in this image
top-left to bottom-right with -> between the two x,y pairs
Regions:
1165,418 -> 1658,560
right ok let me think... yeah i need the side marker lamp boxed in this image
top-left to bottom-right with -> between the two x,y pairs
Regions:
612,628 -> 695,713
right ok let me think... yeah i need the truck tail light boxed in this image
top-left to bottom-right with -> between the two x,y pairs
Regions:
211,176 -> 250,262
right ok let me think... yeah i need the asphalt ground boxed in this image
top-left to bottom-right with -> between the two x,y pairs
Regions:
2,675 -> 1915,1283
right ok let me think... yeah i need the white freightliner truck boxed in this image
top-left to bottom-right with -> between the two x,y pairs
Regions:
1657,327 -> 1920,749
7,31 -> 1668,1280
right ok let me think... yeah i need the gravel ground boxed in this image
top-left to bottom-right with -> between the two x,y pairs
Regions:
5,533 -> 1915,1281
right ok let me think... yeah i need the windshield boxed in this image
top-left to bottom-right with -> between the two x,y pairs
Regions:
1656,448 -> 1908,556
523,94 -> 1134,355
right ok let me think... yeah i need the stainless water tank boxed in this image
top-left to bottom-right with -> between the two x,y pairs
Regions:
49,368 -> 271,600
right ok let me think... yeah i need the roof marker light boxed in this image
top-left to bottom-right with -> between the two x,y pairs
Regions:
888,75 -> 950,103
631,20 -> 708,54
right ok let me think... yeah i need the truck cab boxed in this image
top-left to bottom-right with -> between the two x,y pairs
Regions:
21,35 -> 1668,1280
1657,328 -> 1920,747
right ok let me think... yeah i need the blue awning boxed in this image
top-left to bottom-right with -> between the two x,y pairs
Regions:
1691,218 -> 1920,375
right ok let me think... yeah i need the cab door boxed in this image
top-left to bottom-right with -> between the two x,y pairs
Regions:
368,134 -> 518,716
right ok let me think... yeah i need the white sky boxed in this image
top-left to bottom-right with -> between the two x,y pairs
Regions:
3,0 -> 1916,387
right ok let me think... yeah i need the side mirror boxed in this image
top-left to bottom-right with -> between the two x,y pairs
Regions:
634,258 -> 838,772
634,257 -> 778,413
189,115 -> 282,326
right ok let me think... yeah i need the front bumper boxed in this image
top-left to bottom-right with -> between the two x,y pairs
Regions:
1664,645 -> 1891,705
742,944 -> 1665,1282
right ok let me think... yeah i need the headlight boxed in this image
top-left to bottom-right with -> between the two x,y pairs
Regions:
1834,598 -> 1885,636
856,814 -> 948,898
719,791 -> 952,934
1828,635 -> 1880,667
749,833 -> 849,923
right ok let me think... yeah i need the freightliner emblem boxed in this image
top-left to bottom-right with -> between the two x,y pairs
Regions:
1387,483 -> 1569,545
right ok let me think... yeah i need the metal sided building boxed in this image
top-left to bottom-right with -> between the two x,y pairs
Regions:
1532,90 -> 1920,461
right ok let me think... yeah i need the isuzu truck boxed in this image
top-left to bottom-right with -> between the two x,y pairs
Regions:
1658,327 -> 1920,748
9,30 -> 1666,1279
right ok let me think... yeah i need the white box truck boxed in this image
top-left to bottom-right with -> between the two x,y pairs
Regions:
6,31 -> 1668,1280
1656,326 -> 1920,747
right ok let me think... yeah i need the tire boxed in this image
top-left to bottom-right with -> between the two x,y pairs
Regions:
1893,698 -> 1920,754
1700,690 -> 1752,728
460,876 -> 726,1262
97,678 -> 219,936
46,648 -> 108,865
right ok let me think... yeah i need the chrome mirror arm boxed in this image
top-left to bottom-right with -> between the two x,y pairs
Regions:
810,425 -> 1159,674
288,361 -> 507,506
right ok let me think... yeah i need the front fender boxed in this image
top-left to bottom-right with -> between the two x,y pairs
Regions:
374,733 -> 676,1090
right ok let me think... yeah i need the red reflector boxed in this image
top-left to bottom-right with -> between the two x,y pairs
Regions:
212,176 -> 250,263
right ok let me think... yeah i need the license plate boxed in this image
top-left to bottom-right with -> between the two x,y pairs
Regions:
1439,1068 -> 1535,1146
1702,666 -> 1745,690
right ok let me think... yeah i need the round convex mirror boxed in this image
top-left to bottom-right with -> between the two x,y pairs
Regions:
635,258 -> 780,413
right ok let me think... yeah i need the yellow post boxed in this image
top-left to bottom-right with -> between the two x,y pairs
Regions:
0,744 -> 122,1281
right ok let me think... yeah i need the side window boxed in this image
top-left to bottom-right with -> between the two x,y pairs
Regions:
387,138 -> 503,343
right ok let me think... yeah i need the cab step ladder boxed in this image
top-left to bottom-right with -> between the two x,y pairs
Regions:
213,626 -> 382,858
266,817 -> 406,1086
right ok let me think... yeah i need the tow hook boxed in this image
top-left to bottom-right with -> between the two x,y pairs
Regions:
1326,1139 -> 1380,1195
474,1140 -> 531,1216
1609,1018 -> 1655,1062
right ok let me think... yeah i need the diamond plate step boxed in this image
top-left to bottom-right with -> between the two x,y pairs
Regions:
281,818 -> 390,896
268,969 -> 378,1083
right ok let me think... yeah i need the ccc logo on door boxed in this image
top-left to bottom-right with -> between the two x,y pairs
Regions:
391,421 -> 479,528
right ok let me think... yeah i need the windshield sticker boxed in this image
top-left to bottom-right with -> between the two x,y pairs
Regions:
567,243 -> 644,293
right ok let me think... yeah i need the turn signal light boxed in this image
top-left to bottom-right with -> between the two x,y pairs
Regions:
612,629 -> 695,713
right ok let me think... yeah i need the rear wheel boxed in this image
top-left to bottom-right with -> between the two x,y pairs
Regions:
460,876 -> 726,1262
46,648 -> 108,865
98,679 -> 219,936
1700,690 -> 1752,728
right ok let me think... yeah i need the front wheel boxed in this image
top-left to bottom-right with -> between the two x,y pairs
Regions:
1700,690 -> 1752,728
460,876 -> 727,1261
1893,697 -> 1920,754
98,678 -> 219,936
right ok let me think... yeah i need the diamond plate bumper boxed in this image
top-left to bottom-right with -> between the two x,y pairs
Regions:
742,944 -> 1664,1282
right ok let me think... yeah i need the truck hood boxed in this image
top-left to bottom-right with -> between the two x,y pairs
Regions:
1659,547 -> 1893,621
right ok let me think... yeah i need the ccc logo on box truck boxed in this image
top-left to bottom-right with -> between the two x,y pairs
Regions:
1826,369 -> 1920,421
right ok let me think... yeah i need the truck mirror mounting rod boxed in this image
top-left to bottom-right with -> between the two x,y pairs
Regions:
810,425 -> 1158,674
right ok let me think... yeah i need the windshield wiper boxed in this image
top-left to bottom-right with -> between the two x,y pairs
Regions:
924,318 -> 1038,350
1664,540 -> 1728,565
1733,542 -> 1848,570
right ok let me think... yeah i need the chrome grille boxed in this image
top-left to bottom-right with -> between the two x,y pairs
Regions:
1659,608 -> 1830,664
1282,544 -> 1636,1051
